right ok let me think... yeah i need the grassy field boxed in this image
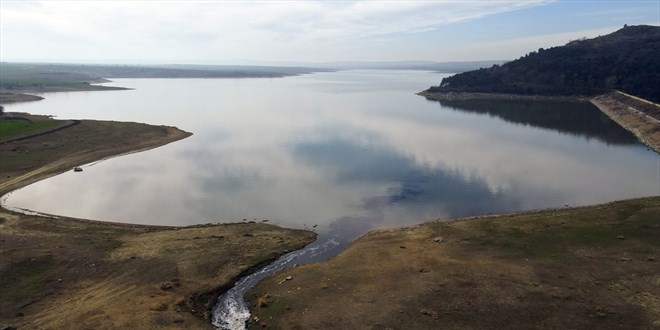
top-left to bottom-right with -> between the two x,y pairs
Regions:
0,115 -> 316,329
248,197 -> 660,329
0,117 -> 63,140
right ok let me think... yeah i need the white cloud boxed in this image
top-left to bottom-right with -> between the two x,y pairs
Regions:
0,0 -> 554,62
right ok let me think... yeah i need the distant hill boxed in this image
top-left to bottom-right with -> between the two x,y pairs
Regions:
317,60 -> 504,72
425,25 -> 660,102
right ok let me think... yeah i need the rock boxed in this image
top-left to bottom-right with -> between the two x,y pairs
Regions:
433,236 -> 444,243
647,257 -> 655,261
257,297 -> 268,308
243,233 -> 254,237
160,282 -> 174,290
73,167 -> 83,172
399,245 -> 406,249
278,275 -> 293,284
617,235 -> 625,240
1,326 -> 17,330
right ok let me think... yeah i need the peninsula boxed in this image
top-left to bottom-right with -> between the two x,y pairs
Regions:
0,113 -> 315,329
419,25 -> 660,153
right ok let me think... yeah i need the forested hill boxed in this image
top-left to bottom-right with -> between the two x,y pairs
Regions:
425,25 -> 660,103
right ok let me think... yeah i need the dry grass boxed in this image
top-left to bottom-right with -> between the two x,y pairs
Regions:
248,197 -> 660,329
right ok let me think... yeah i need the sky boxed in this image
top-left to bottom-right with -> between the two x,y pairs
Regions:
1,0 -> 658,64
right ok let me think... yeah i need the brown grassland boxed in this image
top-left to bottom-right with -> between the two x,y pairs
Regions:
248,197 -> 660,329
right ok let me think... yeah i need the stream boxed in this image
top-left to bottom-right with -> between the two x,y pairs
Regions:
211,235 -> 344,329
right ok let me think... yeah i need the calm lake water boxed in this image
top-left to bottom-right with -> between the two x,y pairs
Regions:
3,70 -> 659,241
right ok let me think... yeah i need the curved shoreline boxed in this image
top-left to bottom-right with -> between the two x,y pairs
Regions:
0,116 -> 316,330
0,120 -> 191,197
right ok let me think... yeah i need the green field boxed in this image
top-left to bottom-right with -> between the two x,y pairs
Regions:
0,118 -> 62,139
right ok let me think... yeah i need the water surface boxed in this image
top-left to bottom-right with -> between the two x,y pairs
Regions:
3,70 -> 658,241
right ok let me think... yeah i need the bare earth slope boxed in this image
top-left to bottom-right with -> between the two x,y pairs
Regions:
249,197 -> 660,329
0,116 -> 316,329
591,92 -> 660,153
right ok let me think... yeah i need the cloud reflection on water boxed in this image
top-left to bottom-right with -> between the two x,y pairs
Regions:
2,71 -> 658,235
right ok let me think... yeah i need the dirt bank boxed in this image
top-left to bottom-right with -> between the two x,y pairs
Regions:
248,197 -> 660,329
590,92 -> 660,153
0,116 -> 316,329
0,92 -> 44,104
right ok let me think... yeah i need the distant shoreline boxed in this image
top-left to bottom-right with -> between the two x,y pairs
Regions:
0,85 -> 129,105
417,90 -> 584,102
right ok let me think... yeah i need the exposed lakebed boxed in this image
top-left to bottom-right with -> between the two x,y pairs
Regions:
2,70 -> 659,327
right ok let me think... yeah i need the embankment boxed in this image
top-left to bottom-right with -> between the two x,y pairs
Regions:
590,92 -> 660,153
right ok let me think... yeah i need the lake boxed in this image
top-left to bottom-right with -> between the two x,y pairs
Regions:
3,70 -> 659,243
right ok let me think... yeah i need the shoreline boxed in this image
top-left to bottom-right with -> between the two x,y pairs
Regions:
590,92 -> 660,153
0,86 -> 130,105
0,119 -> 191,196
0,114 -> 316,329
417,90 -> 585,102
248,196 -> 660,329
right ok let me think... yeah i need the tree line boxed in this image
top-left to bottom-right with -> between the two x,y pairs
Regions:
427,25 -> 660,103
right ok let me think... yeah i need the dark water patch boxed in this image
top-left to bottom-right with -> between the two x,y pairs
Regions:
433,99 -> 637,145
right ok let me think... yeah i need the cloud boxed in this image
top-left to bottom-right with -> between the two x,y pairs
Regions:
0,0 -> 553,61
